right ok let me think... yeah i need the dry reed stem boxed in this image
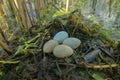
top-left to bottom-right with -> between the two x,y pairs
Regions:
15,0 -> 27,29
34,0 -> 42,18
0,39 -> 12,54
0,0 -> 10,28
0,24 -> 8,43
29,1 -> 35,25
22,0 -> 31,29
58,63 -> 118,69
13,0 -> 24,29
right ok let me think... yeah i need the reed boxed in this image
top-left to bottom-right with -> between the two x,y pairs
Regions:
0,39 -> 12,54
0,0 -> 10,28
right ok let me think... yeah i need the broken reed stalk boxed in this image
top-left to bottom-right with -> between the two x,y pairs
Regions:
66,0 -> 69,12
0,24 -> 8,43
85,64 -> 117,69
58,63 -> 118,69
0,39 -> 12,54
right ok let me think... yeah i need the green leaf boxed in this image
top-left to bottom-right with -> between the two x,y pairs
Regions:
0,71 -> 3,76
0,60 -> 20,64
24,43 -> 38,49
15,45 -> 25,55
92,73 -> 104,80
52,8 -> 69,18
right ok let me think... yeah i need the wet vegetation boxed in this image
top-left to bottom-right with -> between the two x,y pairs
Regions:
0,0 -> 120,80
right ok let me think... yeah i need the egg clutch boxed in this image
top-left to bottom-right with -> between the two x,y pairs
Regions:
43,31 -> 81,58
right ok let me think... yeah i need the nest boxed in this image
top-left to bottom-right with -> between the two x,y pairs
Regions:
0,14 -> 120,80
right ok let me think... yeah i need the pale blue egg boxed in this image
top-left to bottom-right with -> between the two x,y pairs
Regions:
53,31 -> 68,43
63,37 -> 81,49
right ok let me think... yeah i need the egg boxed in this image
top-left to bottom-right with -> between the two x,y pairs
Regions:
53,45 -> 74,58
53,31 -> 68,43
63,37 -> 81,49
43,40 -> 59,53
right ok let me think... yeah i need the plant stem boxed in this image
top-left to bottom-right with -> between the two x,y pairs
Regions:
0,39 -> 12,54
